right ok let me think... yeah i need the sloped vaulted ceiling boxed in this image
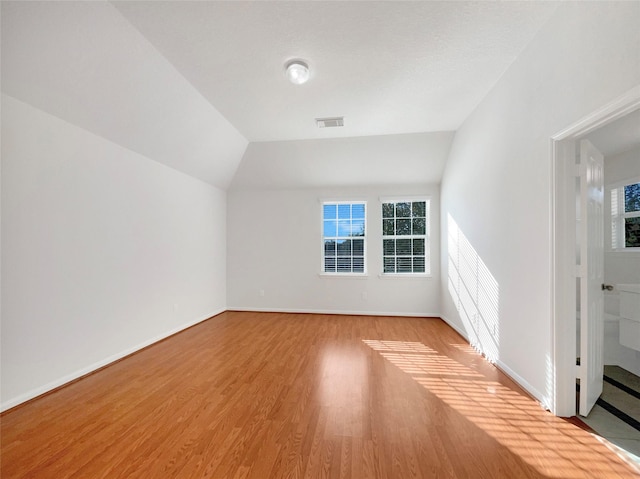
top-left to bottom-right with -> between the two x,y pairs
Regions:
1,1 -> 248,189
2,1 -> 560,188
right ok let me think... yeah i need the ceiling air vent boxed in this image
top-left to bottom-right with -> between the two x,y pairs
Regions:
316,117 -> 344,128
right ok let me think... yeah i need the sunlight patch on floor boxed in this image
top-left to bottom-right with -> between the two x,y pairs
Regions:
364,339 -> 633,478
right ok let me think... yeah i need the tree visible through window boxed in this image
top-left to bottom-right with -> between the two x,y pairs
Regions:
612,182 -> 640,249
323,202 -> 366,273
382,199 -> 429,274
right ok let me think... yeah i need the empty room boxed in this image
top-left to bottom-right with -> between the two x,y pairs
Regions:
2,1 -> 640,478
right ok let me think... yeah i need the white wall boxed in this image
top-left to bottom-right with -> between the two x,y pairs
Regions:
440,1 -> 640,406
227,133 -> 451,316
1,95 -> 228,410
604,146 -> 640,299
603,147 -> 640,376
228,184 -> 440,316
230,132 -> 454,190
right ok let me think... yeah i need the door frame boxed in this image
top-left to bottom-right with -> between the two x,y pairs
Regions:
550,85 -> 640,417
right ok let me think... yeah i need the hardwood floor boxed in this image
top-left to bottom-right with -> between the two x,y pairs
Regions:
1,312 -> 637,478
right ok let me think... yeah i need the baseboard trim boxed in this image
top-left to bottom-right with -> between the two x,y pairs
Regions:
0,309 -> 225,413
227,306 -> 440,318
3,309 -> 550,414
495,358 -> 549,410
439,314 -> 469,341
439,315 -> 548,409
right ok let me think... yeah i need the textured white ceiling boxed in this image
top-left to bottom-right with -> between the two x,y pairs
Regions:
112,1 -> 559,142
585,109 -> 640,157
2,1 -> 561,188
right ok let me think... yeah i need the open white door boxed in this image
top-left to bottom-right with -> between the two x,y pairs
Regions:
578,139 -> 605,417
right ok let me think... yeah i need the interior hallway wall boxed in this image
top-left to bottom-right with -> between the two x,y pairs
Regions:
1,95 -> 228,410
439,2 -> 640,406
228,184 -> 440,316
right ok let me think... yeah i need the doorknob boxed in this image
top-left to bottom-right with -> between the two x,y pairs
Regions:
601,284 -> 614,291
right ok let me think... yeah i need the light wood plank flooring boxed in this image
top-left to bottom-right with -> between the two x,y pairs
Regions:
1,312 -> 638,478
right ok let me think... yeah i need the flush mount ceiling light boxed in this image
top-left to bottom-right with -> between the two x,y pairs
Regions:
285,60 -> 310,85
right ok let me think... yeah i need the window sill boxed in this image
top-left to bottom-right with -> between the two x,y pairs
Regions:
318,273 -> 370,279
607,249 -> 640,254
378,273 -> 432,279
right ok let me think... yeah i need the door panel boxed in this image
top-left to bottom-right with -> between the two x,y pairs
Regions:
578,139 -> 605,417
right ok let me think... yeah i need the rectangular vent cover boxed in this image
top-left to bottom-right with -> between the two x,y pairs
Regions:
316,117 -> 344,128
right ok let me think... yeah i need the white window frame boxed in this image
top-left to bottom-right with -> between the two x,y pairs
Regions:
380,196 -> 431,277
609,176 -> 640,252
320,200 -> 368,276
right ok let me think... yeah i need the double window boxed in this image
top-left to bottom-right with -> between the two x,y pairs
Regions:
382,199 -> 429,274
611,181 -> 640,249
321,198 -> 430,275
322,202 -> 366,273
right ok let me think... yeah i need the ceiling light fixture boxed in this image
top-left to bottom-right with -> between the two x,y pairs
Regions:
285,60 -> 310,85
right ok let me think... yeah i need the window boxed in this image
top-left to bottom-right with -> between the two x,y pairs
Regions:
382,199 -> 429,274
322,202 -> 366,273
611,181 -> 640,249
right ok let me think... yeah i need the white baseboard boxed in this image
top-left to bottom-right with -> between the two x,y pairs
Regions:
439,314 -> 469,340
228,306 -> 441,318
2,308 -> 550,414
439,315 -> 548,409
495,358 -> 549,410
0,309 -> 224,412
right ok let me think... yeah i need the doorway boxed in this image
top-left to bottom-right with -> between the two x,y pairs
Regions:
551,86 -> 640,419
551,87 -> 640,461
577,113 -> 640,460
